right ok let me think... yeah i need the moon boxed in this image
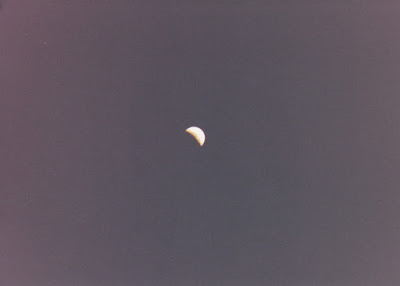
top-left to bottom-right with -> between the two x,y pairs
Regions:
185,126 -> 205,146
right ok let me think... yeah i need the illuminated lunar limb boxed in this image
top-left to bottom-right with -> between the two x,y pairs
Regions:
185,126 -> 205,146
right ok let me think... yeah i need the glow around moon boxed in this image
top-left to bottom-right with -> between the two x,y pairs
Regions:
185,126 -> 205,146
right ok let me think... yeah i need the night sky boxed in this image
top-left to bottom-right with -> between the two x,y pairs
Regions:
1,1 -> 400,286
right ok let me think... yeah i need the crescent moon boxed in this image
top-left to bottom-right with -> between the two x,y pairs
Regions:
185,126 -> 205,146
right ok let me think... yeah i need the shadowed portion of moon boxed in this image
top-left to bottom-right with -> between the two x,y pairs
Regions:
185,126 -> 205,146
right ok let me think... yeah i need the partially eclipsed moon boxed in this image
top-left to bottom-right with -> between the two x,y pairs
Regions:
185,126 -> 205,146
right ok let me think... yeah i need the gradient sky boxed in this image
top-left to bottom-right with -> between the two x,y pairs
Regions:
1,1 -> 400,286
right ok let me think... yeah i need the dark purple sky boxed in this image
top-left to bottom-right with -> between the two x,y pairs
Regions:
1,1 -> 400,286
